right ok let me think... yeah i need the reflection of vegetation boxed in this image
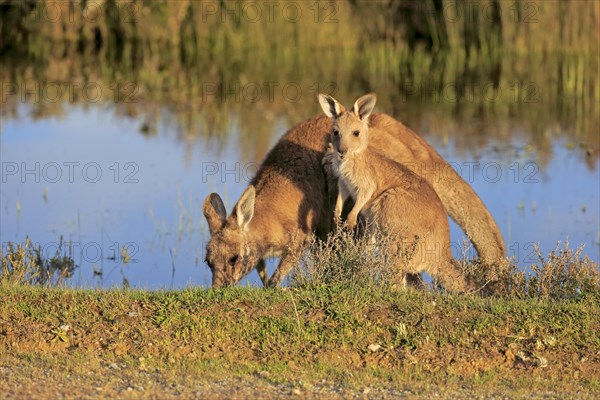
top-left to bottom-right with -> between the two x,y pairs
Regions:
1,237 -> 78,286
0,0 -> 598,166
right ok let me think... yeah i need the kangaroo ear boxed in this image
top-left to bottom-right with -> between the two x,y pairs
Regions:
318,93 -> 346,119
353,93 -> 377,121
203,193 -> 227,235
235,186 -> 256,229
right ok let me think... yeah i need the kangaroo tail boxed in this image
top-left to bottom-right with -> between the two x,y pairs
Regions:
432,163 -> 505,263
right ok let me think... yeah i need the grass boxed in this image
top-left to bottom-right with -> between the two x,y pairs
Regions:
0,284 -> 598,398
289,227 -> 408,290
1,237 -> 77,287
1,236 -> 599,397
291,228 -> 600,301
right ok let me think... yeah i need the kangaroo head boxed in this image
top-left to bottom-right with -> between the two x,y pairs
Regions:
202,186 -> 260,287
318,93 -> 377,159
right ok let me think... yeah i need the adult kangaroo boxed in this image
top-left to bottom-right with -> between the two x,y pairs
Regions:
203,102 -> 505,287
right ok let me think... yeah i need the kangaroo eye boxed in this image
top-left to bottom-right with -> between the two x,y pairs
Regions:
228,255 -> 239,266
353,130 -> 360,137
332,129 -> 339,136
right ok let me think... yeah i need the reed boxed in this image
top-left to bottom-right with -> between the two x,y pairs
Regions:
0,0 -> 597,163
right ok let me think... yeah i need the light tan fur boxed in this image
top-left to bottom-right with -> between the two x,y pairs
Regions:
319,93 -> 468,291
203,95 -> 504,288
356,114 -> 505,263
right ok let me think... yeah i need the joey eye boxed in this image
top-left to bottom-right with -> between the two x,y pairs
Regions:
332,129 -> 339,136
228,255 -> 239,266
353,130 -> 360,137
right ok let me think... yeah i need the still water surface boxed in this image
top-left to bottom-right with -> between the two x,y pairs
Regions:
1,104 -> 598,288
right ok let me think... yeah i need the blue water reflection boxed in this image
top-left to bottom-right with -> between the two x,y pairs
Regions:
1,106 -> 598,288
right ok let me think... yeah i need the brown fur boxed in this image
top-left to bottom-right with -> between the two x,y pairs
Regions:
321,93 -> 468,291
203,117 -> 331,287
203,96 -> 504,288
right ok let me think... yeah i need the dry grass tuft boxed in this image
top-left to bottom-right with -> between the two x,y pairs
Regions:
289,227 -> 410,290
292,231 -> 599,300
1,237 -> 77,286
466,241 -> 599,300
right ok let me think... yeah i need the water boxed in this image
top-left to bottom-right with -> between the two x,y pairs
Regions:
1,0 -> 597,290
1,103 -> 598,288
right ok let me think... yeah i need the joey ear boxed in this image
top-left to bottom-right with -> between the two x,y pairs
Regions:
235,185 -> 256,229
203,193 -> 227,235
353,93 -> 377,121
318,93 -> 346,119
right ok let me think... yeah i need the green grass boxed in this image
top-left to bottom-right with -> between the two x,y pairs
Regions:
3,233 -> 598,397
0,284 -> 598,397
